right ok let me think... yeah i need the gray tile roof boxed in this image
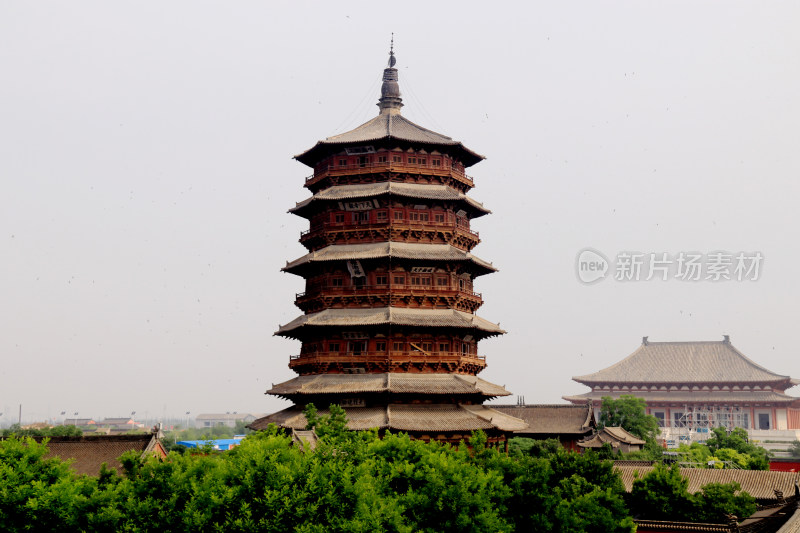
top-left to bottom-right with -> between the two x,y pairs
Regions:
268,373 -> 510,397
276,307 -> 505,336
614,466 -> 800,500
249,403 -> 528,433
294,113 -> 484,167
39,435 -> 165,476
577,427 -> 645,448
490,404 -> 595,435
563,389 -> 798,404
290,182 -> 490,217
283,242 -> 496,274
574,340 -> 793,384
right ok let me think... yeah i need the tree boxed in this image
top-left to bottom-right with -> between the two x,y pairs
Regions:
789,440 -> 800,458
629,463 -> 756,523
706,427 -> 770,470
599,395 -> 660,441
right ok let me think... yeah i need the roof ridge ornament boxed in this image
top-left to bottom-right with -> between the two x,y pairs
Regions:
378,35 -> 403,116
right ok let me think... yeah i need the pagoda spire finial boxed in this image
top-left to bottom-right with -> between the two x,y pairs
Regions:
378,34 -> 403,115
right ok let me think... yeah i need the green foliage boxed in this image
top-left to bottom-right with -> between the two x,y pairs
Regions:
629,464 -> 695,520
629,463 -> 757,523
693,482 -> 756,523
508,437 -> 561,458
706,427 -> 770,470
303,402 -> 348,439
1,424 -> 82,438
599,395 -> 660,441
789,440 -> 800,458
0,421 -> 640,532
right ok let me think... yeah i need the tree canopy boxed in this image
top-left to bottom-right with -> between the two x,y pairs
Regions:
598,395 -> 660,442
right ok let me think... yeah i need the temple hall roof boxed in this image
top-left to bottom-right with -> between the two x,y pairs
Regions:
490,404 -> 595,436
248,403 -> 528,433
283,242 -> 496,275
289,182 -> 490,218
267,373 -> 511,398
573,338 -> 794,385
563,389 -> 798,405
276,307 -> 505,337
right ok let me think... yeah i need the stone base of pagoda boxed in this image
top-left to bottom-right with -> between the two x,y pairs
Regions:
248,402 -> 528,444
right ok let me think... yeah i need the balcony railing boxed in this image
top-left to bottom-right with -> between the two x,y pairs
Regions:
295,284 -> 482,301
300,220 -> 479,240
289,351 -> 486,364
304,161 -> 475,188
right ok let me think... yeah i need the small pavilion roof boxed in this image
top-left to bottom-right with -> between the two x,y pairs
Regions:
578,427 -> 645,449
490,404 -> 595,435
283,242 -> 496,275
573,338 -> 794,385
289,182 -> 490,218
249,403 -> 527,433
268,373 -> 510,399
276,307 -> 505,338
294,113 -> 484,168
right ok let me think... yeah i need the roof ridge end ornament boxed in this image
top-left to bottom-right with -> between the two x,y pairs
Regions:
642,336 -> 649,346
378,34 -> 403,116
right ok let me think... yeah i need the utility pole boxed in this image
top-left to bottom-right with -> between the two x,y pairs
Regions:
18,404 -> 22,425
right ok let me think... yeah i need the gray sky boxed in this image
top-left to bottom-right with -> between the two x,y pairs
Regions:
2,2 -> 799,424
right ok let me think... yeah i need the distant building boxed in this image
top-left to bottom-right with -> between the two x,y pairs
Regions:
564,336 -> 800,446
195,413 -> 257,429
63,418 -> 96,427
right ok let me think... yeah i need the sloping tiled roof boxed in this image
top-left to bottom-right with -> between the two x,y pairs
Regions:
579,427 -> 646,449
249,403 -> 528,433
283,242 -> 496,274
614,466 -> 800,500
777,506 -> 800,533
563,389 -> 798,404
490,404 -> 595,435
39,434 -> 165,476
289,182 -> 490,217
276,307 -> 505,337
295,113 -> 484,167
268,373 -> 510,398
574,340 -> 792,384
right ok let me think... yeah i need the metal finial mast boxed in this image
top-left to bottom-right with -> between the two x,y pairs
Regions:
388,33 -> 396,67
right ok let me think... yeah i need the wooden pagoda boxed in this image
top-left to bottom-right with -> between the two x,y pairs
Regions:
249,48 -> 526,444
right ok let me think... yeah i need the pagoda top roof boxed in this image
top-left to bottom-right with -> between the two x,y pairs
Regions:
290,182 -> 490,218
294,49 -> 484,168
276,307 -> 505,338
573,337 -> 795,386
267,373 -> 510,399
283,242 -> 496,276
249,403 -> 528,433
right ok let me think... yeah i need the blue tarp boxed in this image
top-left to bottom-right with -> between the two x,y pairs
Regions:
176,437 -> 244,451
